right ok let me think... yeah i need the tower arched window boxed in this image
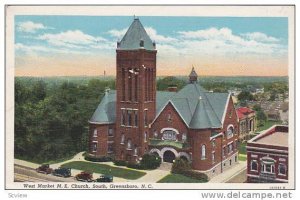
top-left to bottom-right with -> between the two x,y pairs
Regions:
144,132 -> 147,142
201,145 -> 206,160
120,133 -> 125,144
127,139 -> 132,150
134,145 -> 138,156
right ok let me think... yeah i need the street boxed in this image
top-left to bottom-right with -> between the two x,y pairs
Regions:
14,165 -> 75,182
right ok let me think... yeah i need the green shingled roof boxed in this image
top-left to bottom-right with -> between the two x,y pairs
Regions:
118,18 -> 155,51
89,90 -> 116,124
89,83 -> 230,129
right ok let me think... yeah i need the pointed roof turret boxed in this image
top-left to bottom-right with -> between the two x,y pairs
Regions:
117,18 -> 156,51
189,66 -> 198,83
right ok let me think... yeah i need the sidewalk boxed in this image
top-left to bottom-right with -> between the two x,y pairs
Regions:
209,161 -> 246,183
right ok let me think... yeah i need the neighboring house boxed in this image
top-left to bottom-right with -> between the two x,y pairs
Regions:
246,125 -> 288,183
88,18 -> 239,178
237,107 -> 256,141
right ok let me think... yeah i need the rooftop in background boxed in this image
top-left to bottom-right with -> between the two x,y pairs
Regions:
237,107 -> 255,119
249,125 -> 288,147
117,18 -> 156,51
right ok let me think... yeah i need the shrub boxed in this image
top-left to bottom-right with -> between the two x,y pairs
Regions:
113,160 -> 127,166
179,170 -> 208,182
140,153 -> 161,169
126,162 -> 144,170
171,158 -> 191,173
84,154 -> 113,162
171,158 -> 208,181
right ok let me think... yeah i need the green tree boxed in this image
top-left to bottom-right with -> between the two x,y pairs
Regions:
237,90 -> 254,101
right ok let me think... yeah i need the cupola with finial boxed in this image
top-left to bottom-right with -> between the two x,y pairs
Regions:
189,66 -> 198,83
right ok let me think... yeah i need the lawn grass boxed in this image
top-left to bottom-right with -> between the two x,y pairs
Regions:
15,154 -> 76,165
61,161 -> 146,180
256,120 -> 281,132
238,154 -> 247,161
157,173 -> 207,183
238,142 -> 247,155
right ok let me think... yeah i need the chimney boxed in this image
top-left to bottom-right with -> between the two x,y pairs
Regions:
117,41 -> 120,48
168,85 -> 177,92
153,41 -> 156,49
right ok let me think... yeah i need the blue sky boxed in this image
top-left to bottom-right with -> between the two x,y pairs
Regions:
15,16 -> 288,76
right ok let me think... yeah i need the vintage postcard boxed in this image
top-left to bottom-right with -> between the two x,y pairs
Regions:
5,5 -> 295,190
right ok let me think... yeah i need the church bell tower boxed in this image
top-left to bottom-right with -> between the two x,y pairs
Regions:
115,18 -> 157,162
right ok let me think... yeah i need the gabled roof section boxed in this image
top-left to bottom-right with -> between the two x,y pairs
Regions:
89,90 -> 116,124
237,107 -> 255,119
118,18 -> 155,51
154,83 -> 228,129
189,96 -> 222,129
89,84 -> 230,129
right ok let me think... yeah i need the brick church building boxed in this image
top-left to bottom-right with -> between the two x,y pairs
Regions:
88,18 -> 239,177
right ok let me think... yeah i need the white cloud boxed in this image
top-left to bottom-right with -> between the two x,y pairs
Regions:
175,27 -> 285,56
145,27 -> 177,43
108,27 -> 177,43
15,43 -> 83,55
107,28 -> 127,39
242,32 -> 280,43
38,30 -> 108,49
17,21 -> 51,33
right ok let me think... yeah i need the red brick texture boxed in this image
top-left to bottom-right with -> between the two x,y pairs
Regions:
115,49 -> 157,162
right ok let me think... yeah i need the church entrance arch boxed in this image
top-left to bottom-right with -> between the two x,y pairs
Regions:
163,150 -> 176,163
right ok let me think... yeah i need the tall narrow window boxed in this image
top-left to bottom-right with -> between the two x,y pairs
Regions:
212,152 -> 215,163
251,160 -> 258,171
201,145 -> 206,160
127,139 -> 132,150
93,129 -> 98,137
134,68 -> 138,102
122,68 -> 125,101
144,109 -> 148,127
92,142 -> 97,152
147,69 -> 150,101
227,125 -> 234,139
128,70 -> 132,101
144,132 -> 147,142
121,109 -> 126,126
127,110 -> 132,126
120,133 -> 125,144
167,112 -> 172,122
134,110 -> 138,127
108,143 -> 114,153
108,128 -> 114,137
150,69 -> 153,101
134,145 -> 138,156
278,164 -> 287,175
144,69 -> 148,101
182,133 -> 187,142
